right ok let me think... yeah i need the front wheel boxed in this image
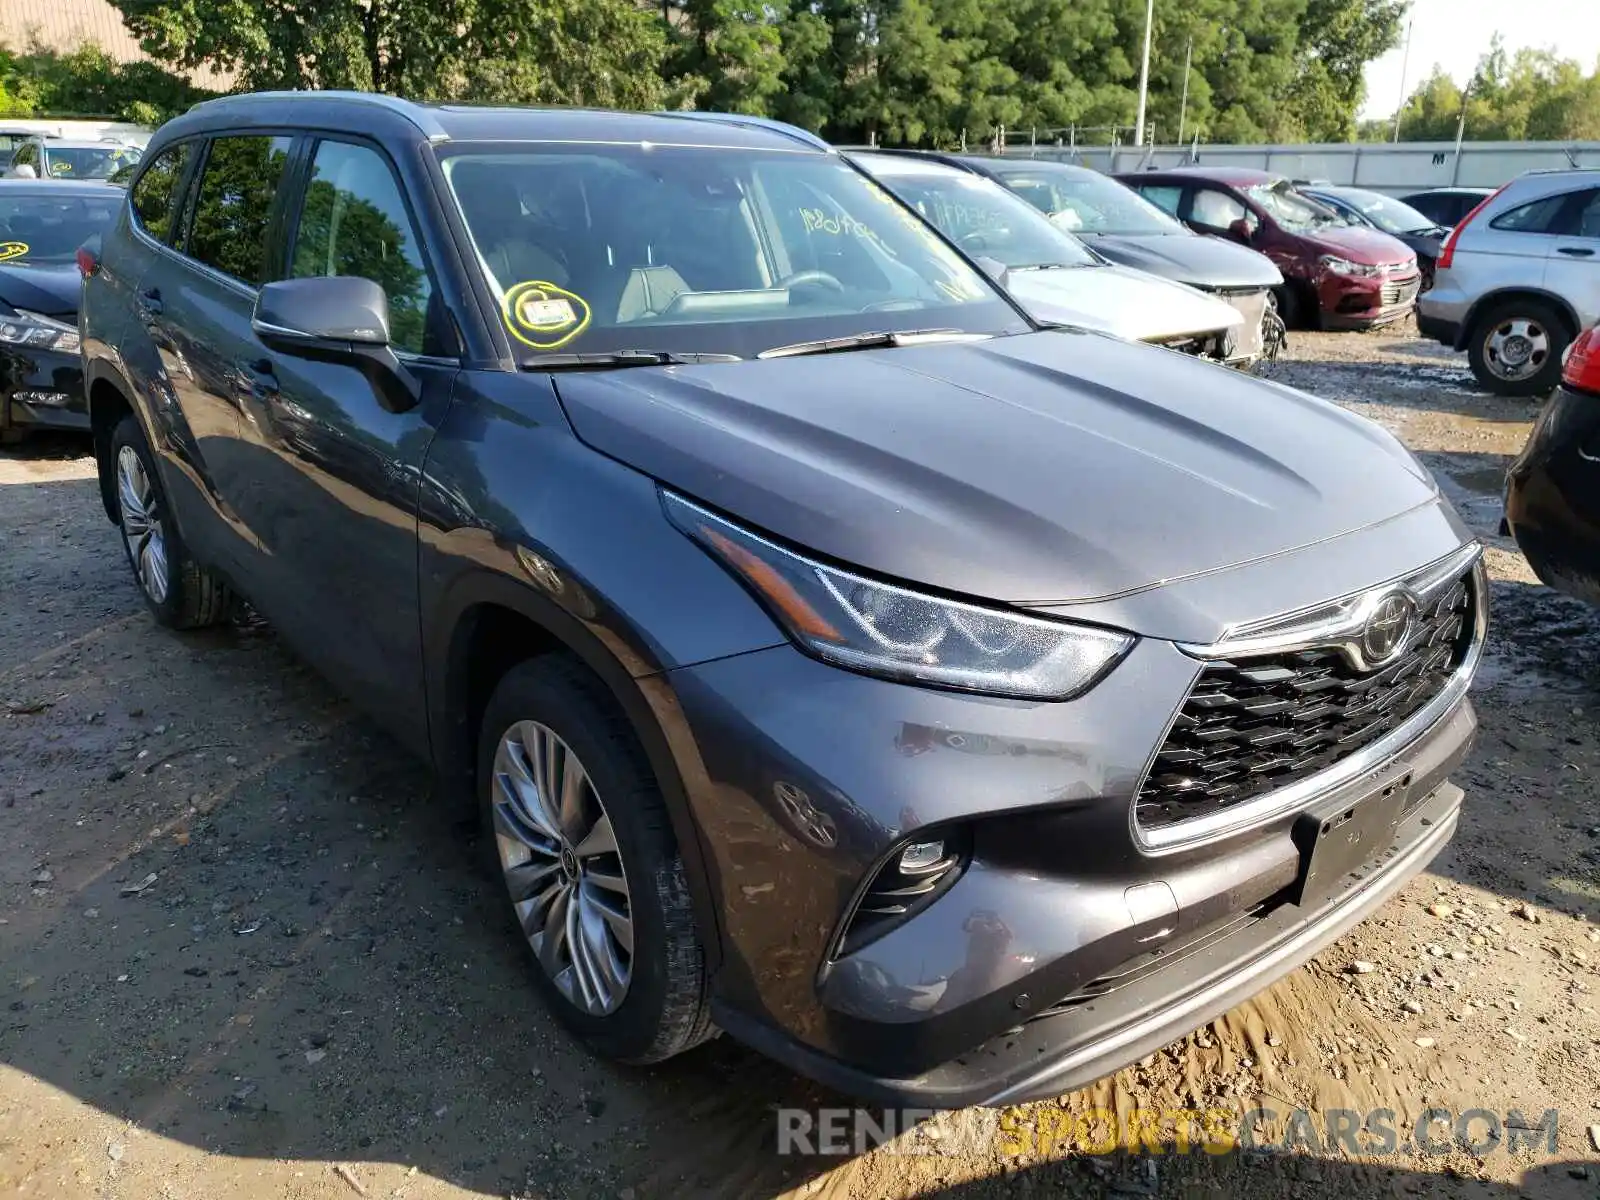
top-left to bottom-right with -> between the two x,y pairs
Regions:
477,654 -> 713,1064
110,415 -> 233,628
1468,299 -> 1571,397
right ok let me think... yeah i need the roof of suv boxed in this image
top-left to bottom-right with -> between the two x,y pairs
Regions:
1125,167 -> 1281,186
162,92 -> 830,154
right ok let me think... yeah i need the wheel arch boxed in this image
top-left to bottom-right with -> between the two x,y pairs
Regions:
84,360 -> 150,525
427,569 -> 725,972
1457,288 -> 1580,352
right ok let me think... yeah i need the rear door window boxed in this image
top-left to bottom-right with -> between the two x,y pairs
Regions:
184,135 -> 294,286
1136,185 -> 1182,216
130,142 -> 194,244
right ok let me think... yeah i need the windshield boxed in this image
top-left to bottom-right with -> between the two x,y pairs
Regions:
993,167 -> 1184,235
0,192 -> 120,263
440,144 -> 1026,361
1327,189 -> 1438,236
864,168 -> 1098,270
1247,182 -> 1340,234
41,144 -> 142,180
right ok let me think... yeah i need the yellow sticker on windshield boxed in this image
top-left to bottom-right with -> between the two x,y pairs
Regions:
50,161 -> 72,175
0,241 -> 27,262
503,280 -> 591,351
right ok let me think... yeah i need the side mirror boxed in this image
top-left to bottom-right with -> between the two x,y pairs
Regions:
1227,217 -> 1258,243
252,276 -> 420,413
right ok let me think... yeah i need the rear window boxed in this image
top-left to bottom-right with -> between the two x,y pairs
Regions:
0,192 -> 120,264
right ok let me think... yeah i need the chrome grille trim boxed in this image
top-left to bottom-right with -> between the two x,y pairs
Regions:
1132,543 -> 1486,854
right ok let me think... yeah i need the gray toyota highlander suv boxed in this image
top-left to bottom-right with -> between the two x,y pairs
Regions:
80,93 -> 1486,1107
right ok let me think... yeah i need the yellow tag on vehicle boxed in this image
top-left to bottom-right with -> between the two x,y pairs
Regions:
502,281 -> 591,351
0,241 -> 27,262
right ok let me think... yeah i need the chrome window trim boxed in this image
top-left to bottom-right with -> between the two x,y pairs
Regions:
1132,542 -> 1486,854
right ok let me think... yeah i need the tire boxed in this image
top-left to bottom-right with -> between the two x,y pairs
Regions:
1467,298 -> 1571,397
1273,283 -> 1318,331
477,653 -> 713,1064
110,414 -> 233,629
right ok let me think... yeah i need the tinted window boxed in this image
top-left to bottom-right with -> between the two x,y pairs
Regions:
130,142 -> 194,243
290,140 -> 434,354
1137,185 -> 1182,216
0,192 -> 120,263
1571,190 -> 1600,239
1490,195 -> 1568,234
186,135 -> 293,286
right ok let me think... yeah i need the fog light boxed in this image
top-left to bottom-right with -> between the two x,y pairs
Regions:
898,840 -> 946,873
14,390 -> 71,407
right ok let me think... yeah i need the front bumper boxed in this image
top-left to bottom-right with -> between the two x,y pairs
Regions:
1506,385 -> 1600,605
666,543 -> 1480,1106
1,346 -> 88,435
1316,271 -> 1421,330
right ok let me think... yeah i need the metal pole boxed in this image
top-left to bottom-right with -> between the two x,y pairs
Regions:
1134,0 -> 1154,147
1176,36 -> 1192,147
1391,18 -> 1413,143
1451,97 -> 1468,185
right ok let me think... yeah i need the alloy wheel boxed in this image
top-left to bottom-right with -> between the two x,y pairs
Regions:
492,720 -> 633,1015
116,445 -> 170,604
1483,317 -> 1550,383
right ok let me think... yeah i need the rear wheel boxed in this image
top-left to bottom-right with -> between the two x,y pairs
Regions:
110,415 -> 233,628
477,654 -> 713,1064
1468,298 -> 1571,397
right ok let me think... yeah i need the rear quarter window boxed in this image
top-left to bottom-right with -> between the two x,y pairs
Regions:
130,142 -> 195,243
1489,195 -> 1568,234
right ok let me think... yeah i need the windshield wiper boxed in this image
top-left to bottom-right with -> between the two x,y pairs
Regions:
524,349 -> 741,371
1008,261 -> 1096,272
757,328 -> 986,360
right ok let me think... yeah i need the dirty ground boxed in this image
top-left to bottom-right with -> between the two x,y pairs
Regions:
2,322 -> 1598,1199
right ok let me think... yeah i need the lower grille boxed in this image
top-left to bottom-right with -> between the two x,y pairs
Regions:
1380,276 -> 1420,307
1137,570 -> 1475,830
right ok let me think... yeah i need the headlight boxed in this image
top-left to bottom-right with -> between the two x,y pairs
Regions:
1318,255 -> 1379,278
0,309 -> 80,353
664,492 -> 1134,699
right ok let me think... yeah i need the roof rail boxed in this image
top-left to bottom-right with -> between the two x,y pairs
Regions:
187,90 -> 450,139
652,111 -> 831,151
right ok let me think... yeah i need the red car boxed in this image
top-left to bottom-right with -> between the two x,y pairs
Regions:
1117,167 -> 1421,330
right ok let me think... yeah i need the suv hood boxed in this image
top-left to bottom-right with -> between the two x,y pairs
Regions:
553,330 -> 1437,607
0,262 -> 80,319
1080,232 -> 1283,290
1302,225 -> 1416,265
1004,263 -> 1244,343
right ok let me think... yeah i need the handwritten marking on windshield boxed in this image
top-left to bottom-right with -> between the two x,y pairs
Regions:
503,280 -> 591,351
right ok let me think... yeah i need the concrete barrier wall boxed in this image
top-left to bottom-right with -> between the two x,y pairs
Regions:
992,140 -> 1600,194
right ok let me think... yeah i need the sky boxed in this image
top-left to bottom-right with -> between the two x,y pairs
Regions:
1359,0 -> 1600,120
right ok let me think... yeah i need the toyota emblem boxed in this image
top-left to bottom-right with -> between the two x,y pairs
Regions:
1360,591 -> 1415,667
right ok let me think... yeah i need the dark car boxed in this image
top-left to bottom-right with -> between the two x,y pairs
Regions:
1298,185 -> 1447,290
1401,187 -> 1497,231
1119,167 -> 1422,330
1505,326 -> 1600,599
870,152 -> 1285,358
82,92 -> 1485,1108
0,180 -> 121,442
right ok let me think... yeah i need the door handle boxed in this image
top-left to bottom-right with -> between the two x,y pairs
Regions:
1556,246 -> 1596,257
241,358 -> 280,397
138,287 -> 163,314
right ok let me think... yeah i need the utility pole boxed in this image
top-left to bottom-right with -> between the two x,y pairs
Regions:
1176,35 -> 1192,147
1391,18 -> 1414,143
1134,0 -> 1154,146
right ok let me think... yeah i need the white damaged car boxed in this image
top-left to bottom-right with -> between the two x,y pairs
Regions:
850,150 -> 1257,366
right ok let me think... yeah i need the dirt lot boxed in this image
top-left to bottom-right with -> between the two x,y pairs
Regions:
3,322 -> 1599,1200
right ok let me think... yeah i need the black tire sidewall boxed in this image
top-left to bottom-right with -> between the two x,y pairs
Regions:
1470,300 -> 1570,397
109,415 -> 195,627
476,656 -> 701,1063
